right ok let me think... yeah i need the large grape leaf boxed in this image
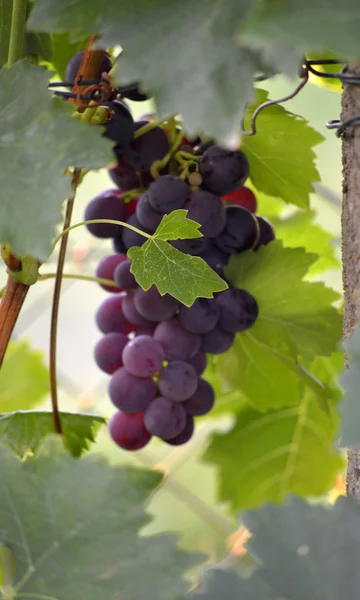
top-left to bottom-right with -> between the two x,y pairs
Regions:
204,354 -> 344,512
29,0 -> 267,142
242,89 -> 323,210
51,33 -> 89,79
0,411 -> 106,458
193,496 -> 360,600
0,61 -> 113,260
340,327 -> 360,447
0,439 -> 202,600
0,341 -> 48,412
0,0 -> 12,67
24,31 -> 52,61
128,210 -> 228,306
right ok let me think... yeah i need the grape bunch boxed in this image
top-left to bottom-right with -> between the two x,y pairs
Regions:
73,52 -> 275,451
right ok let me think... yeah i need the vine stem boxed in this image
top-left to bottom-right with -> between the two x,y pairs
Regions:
38,272 -> 119,288
7,0 -> 27,66
0,279 -> 28,367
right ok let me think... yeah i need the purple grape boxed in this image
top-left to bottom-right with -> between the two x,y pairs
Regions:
254,216 -> 276,250
65,50 -> 112,83
179,298 -> 219,334
184,379 -> 215,416
154,319 -> 201,361
122,213 -> 149,250
123,121 -> 170,172
112,234 -> 127,254
122,335 -> 165,377
158,361 -> 198,402
135,324 -> 156,337
201,326 -> 235,354
135,191 -> 164,232
94,332 -> 128,374
96,254 -> 126,293
148,175 -> 188,213
109,153 -> 141,191
184,190 -> 226,237
171,236 -> 211,256
109,367 -> 156,413
114,259 -> 137,289
216,288 -> 259,333
109,411 -> 151,451
188,351 -> 207,376
215,205 -> 259,254
122,291 -> 153,326
84,190 -> 126,238
134,285 -> 179,322
144,397 -> 186,440
165,416 -> 194,446
96,295 -> 135,335
200,145 -> 249,195
101,99 -> 135,148
198,244 -> 228,274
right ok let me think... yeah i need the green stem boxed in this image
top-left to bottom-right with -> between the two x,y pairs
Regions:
7,0 -> 27,66
166,116 -> 178,147
133,120 -> 163,140
38,272 -> 119,288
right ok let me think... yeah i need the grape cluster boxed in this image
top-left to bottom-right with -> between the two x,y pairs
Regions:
73,53 -> 275,451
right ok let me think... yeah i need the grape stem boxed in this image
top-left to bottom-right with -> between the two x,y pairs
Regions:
133,120 -> 163,140
38,272 -> 119,288
0,278 -> 29,368
7,0 -> 27,66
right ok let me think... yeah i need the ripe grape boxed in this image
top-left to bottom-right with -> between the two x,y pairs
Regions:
112,235 -> 127,255
221,186 -> 257,213
179,298 -> 219,334
158,361 -> 198,402
216,288 -> 259,333
109,367 -> 156,412
109,153 -> 141,191
201,326 -> 235,354
254,216 -> 276,249
144,397 -> 186,440
124,121 -> 169,172
96,295 -> 135,335
101,100 -> 135,148
134,285 -> 179,322
188,351 -> 207,376
136,191 -> 164,232
124,197 -> 138,218
122,335 -> 165,377
122,291 -> 153,326
94,332 -> 128,374
84,190 -> 126,238
135,324 -> 156,337
113,260 -> 137,290
154,319 -> 201,361
109,411 -> 151,451
96,254 -> 126,292
185,190 -> 226,237
216,205 -> 259,254
65,50 -> 112,83
171,237 -> 211,256
198,244 -> 228,275
166,416 -> 194,445
184,378 -> 215,416
200,145 -> 249,195
122,213 -> 150,250
148,175 -> 188,213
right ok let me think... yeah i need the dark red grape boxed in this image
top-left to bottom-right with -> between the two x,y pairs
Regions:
96,254 -> 127,293
154,319 -> 201,361
184,378 -> 215,416
96,295 -> 135,335
221,186 -> 257,213
144,397 -> 186,440
65,50 -> 112,83
124,197 -> 138,218
184,190 -> 226,237
148,175 -> 188,213
200,145 -> 249,195
188,351 -> 207,376
158,361 -> 198,402
216,288 -> 259,333
179,298 -> 219,334
134,285 -> 179,322
109,367 -> 156,412
109,411 -> 151,451
122,335 -> 165,377
84,189 -> 126,238
122,291 -> 153,326
215,205 -> 259,254
114,259 -> 137,289
254,216 -> 276,249
201,326 -> 235,354
165,416 -> 194,446
94,332 -> 128,374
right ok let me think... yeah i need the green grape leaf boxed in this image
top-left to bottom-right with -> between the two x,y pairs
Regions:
51,33 -> 89,79
225,241 -> 342,360
0,439 -> 202,600
204,354 -> 344,511
24,31 -> 52,61
0,0 -> 12,68
0,61 -> 113,260
242,89 -> 323,209
29,0 -> 267,142
128,210 -> 228,306
340,327 -> 360,447
0,341 -> 48,412
0,411 -> 106,458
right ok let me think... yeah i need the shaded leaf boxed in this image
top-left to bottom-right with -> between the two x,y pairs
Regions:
24,31 -> 52,61
51,32 -> 89,79
0,0 -> 12,68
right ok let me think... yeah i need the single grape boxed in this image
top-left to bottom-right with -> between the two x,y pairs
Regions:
84,189 -> 126,238
136,192 -> 164,232
96,295 -> 135,335
122,291 -> 153,326
188,351 -> 207,376
154,319 -> 201,361
65,50 -> 112,83
124,197 -> 138,218
122,213 -> 150,250
135,324 -> 156,337
123,121 -> 170,172
184,378 -> 215,416
216,288 -> 259,333
148,175 -> 188,213
114,259 -> 137,289
179,298 -> 219,334
171,237 -> 211,256
158,361 -> 198,402
198,244 -> 228,275
122,334 -> 165,377
109,411 -> 151,451
113,234 -> 127,255
96,254 -> 127,292
215,205 -> 259,254
221,186 -> 257,213
101,100 -> 135,148
109,367 -> 156,412
254,216 -> 276,249
94,332 -> 128,374
109,153 -> 141,191
200,145 -> 249,195
165,416 -> 194,446
201,326 -> 235,354
144,397 -> 186,440
184,190 -> 226,237
134,285 -> 179,322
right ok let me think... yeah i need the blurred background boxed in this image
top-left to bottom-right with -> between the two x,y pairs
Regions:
0,75 -> 343,563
